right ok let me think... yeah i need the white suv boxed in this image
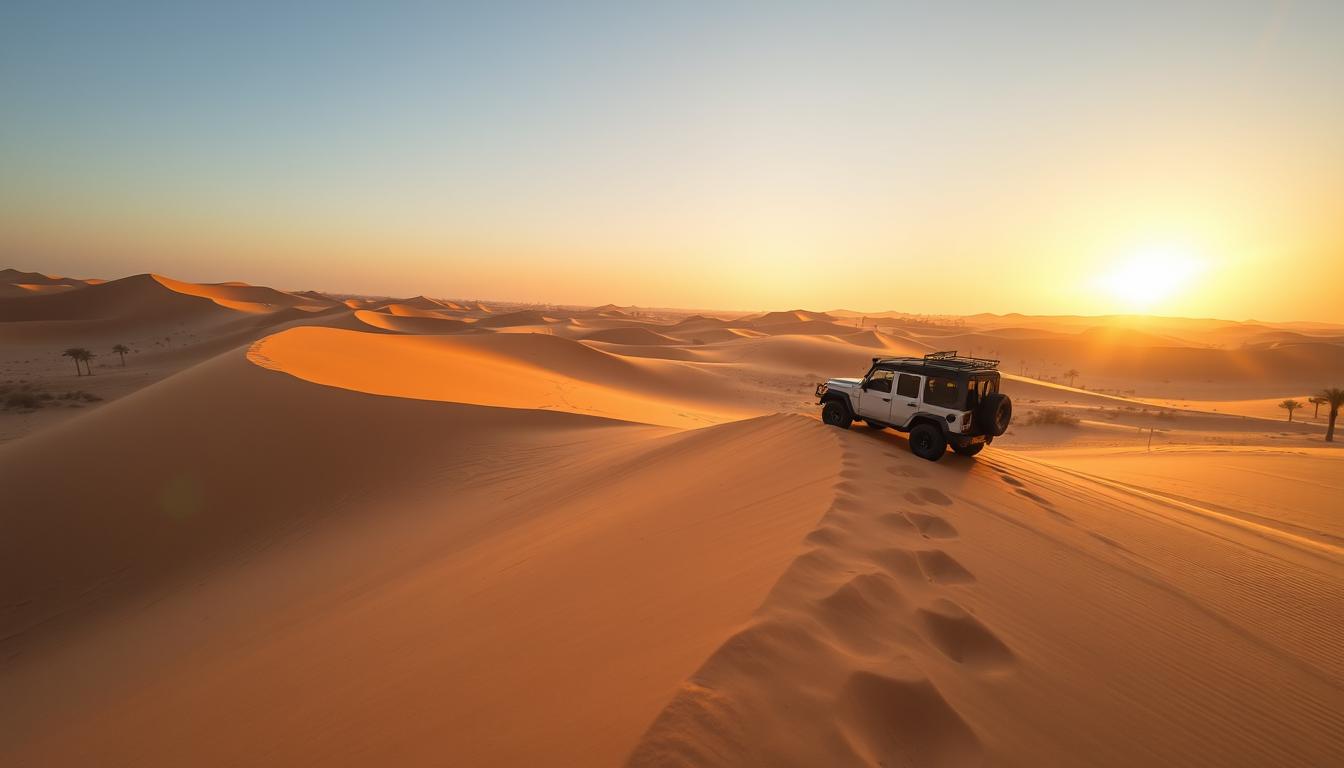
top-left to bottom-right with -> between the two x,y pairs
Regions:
815,351 -> 1012,461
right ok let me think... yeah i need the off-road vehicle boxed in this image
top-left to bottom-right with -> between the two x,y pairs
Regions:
815,351 -> 1012,461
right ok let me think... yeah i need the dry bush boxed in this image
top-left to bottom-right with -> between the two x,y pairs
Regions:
1022,407 -> 1081,427
4,392 -> 42,409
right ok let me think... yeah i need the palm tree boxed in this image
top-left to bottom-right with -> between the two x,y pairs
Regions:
1064,369 -> 1080,387
1278,399 -> 1304,422
1308,396 -> 1326,419
62,347 -> 85,376
75,349 -> 95,375
112,344 -> 130,366
1320,388 -> 1344,442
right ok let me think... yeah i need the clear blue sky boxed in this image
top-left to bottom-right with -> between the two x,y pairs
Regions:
3,1 -> 1342,319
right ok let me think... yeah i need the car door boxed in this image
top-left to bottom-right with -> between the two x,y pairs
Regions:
857,369 -> 895,422
890,372 -> 922,427
920,374 -> 965,426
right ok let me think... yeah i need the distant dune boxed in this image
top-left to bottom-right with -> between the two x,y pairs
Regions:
581,327 -> 680,345
473,309 -> 555,328
352,309 -> 475,334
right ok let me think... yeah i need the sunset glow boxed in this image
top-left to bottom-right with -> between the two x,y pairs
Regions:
1096,248 -> 1206,311
2,3 -> 1342,321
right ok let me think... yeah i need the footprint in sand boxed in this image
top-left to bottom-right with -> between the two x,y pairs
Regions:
907,511 -> 959,539
867,546 -> 923,581
835,669 -> 984,768
915,550 -> 976,585
877,512 -> 920,535
916,598 -> 1013,670
867,547 -> 975,586
815,572 -> 916,654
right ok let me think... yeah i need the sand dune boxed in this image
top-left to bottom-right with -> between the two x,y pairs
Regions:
0,282 -> 84,298
0,268 -> 100,298
152,274 -> 335,312
662,325 -> 766,344
0,273 -> 231,324
733,310 -> 861,337
0,273 -> 336,327
3,272 -> 1341,766
696,333 -> 924,375
352,308 -> 474,334
0,349 -> 838,766
581,327 -> 681,345
473,309 -> 555,328
248,326 -> 755,427
743,309 -> 838,326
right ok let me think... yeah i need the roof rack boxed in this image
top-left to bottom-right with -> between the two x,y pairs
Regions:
870,351 -> 1000,372
923,351 -> 1000,369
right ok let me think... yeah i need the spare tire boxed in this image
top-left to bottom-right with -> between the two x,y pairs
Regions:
978,393 -> 1012,436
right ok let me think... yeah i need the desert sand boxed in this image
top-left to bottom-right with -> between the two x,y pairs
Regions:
1,270 -> 1340,766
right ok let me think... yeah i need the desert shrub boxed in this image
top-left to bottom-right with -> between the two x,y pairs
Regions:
4,392 -> 42,409
1155,410 -> 1179,421
1022,407 -> 1080,427
56,390 -> 102,402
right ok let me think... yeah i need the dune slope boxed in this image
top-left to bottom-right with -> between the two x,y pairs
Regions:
0,347 -> 841,767
248,326 -> 756,427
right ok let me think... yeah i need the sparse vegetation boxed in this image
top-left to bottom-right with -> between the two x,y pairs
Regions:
1064,368 -> 1080,387
5,391 -> 42,409
1022,408 -> 1080,427
1319,388 -> 1344,442
1278,399 -> 1304,422
62,347 -> 87,376
113,343 -> 130,366
1308,396 -> 1325,419
0,382 -> 102,412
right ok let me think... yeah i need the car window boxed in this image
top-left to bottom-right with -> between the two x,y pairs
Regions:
968,377 -> 997,406
866,369 -> 894,393
924,376 -> 962,408
896,373 -> 920,399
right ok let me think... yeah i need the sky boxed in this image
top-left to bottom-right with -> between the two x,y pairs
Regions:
2,1 -> 1342,321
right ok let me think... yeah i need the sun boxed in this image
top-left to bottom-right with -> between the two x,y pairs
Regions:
1095,246 -> 1204,312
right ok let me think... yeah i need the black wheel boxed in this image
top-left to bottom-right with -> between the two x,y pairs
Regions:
822,400 -> 853,429
909,423 -> 947,461
864,420 -> 886,430
952,442 -> 985,457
